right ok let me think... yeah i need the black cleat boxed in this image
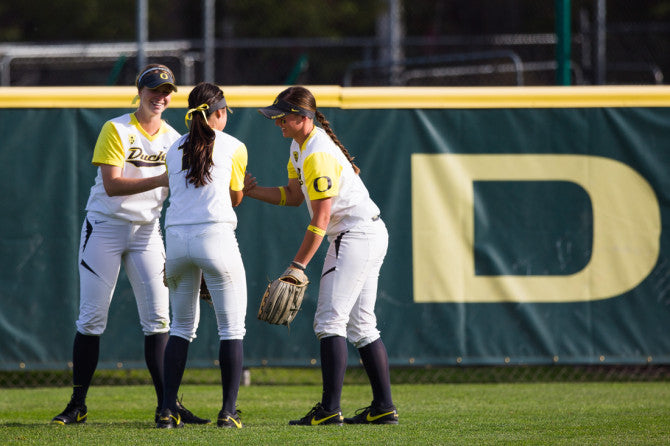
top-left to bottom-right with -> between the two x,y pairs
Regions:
217,409 -> 243,428
52,402 -> 88,425
155,408 -> 184,429
344,404 -> 399,425
176,398 -> 211,424
288,402 -> 343,426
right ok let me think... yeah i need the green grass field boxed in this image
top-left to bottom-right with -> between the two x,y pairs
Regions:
1,381 -> 669,445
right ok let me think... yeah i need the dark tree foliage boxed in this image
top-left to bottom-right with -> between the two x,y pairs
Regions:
403,0 -> 670,36
1,0 -> 669,43
0,0 -> 381,42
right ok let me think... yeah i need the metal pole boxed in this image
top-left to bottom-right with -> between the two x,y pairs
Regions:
136,0 -> 147,71
203,0 -> 215,83
579,8 -> 591,76
595,0 -> 607,84
388,0 -> 403,86
555,0 -> 571,85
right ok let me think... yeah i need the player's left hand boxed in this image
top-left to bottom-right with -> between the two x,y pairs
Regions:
257,267 -> 309,326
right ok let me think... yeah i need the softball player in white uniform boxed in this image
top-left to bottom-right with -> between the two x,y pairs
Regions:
157,82 -> 247,429
53,64 -> 208,426
247,86 -> 398,426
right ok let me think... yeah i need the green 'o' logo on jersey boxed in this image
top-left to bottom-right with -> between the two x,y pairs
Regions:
313,176 -> 332,192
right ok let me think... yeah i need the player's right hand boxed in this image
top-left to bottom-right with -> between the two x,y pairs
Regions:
243,171 -> 257,194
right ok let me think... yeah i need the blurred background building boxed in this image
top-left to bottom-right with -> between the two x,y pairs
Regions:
0,0 -> 667,87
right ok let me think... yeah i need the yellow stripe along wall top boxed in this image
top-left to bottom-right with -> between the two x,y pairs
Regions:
1,85 -> 670,109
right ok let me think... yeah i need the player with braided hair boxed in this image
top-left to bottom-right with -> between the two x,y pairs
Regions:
245,86 -> 398,426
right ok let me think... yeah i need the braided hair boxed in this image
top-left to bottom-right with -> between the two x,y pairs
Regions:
181,82 -> 225,187
278,86 -> 360,174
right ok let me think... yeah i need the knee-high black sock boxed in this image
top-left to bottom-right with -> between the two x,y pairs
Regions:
320,335 -> 347,412
219,339 -> 243,414
358,338 -> 394,408
162,336 -> 190,412
71,332 -> 100,406
145,332 -> 169,408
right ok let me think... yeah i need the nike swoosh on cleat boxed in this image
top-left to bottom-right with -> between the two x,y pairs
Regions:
310,413 -> 341,425
222,416 -> 242,428
77,413 -> 87,422
366,411 -> 395,422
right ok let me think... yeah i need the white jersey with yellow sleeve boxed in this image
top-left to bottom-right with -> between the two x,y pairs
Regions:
165,130 -> 248,228
85,113 -> 179,223
287,126 -> 380,236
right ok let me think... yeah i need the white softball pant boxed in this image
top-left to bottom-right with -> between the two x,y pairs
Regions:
164,223 -> 247,342
76,212 -> 170,336
314,217 -> 388,348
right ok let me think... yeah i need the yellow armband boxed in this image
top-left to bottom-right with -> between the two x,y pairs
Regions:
307,225 -> 326,237
278,186 -> 287,206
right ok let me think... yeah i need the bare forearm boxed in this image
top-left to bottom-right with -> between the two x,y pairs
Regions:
293,204 -> 330,267
245,185 -> 283,205
105,173 -> 167,196
246,185 -> 303,206
293,230 -> 324,267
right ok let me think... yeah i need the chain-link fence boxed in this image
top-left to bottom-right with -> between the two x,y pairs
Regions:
2,2 -> 670,87
2,365 -> 669,388
4,25 -> 669,87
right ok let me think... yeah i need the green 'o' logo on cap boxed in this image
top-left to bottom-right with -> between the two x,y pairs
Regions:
160,73 -> 168,80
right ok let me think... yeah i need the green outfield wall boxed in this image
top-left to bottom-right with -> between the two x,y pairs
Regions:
1,86 -> 669,370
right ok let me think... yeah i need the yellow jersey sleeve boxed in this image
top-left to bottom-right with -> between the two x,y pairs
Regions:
303,152 -> 342,200
92,121 -> 125,167
230,144 -> 248,191
287,158 -> 298,179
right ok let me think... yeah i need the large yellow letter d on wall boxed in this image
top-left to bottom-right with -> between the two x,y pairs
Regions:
411,154 -> 660,303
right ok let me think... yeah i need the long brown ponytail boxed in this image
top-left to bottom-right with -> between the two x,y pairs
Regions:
182,82 -> 225,187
